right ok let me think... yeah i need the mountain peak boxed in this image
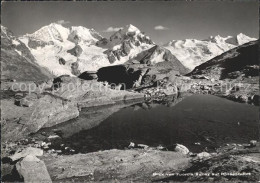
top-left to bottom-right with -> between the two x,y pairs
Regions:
117,24 -> 141,35
237,33 -> 247,37
236,33 -> 257,45
1,25 -> 8,34
236,32 -> 255,40
23,22 -> 70,43
125,24 -> 140,32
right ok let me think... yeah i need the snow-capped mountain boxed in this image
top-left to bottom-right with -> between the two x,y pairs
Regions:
5,21 -> 255,78
19,23 -> 107,76
1,25 -> 53,81
18,23 -> 156,76
96,24 -> 154,63
164,34 -> 256,70
129,45 -> 190,74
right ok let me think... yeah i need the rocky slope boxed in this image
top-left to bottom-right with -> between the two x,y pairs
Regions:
95,45 -> 190,90
164,34 -> 256,70
188,40 -> 259,80
182,40 -> 259,105
1,25 -> 53,81
131,45 -> 190,74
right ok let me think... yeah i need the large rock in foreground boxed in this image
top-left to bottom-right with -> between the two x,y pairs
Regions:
1,94 -> 79,142
10,147 -> 43,162
43,149 -> 190,182
16,155 -> 52,183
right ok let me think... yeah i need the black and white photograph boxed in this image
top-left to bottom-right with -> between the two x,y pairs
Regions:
1,1 -> 259,182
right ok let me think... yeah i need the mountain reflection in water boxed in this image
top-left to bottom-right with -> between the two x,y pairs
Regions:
37,94 -> 258,153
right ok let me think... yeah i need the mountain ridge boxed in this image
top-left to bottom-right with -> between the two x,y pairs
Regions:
2,22 -> 256,79
1,25 -> 54,81
17,23 -> 187,77
187,40 -> 259,80
164,34 -> 256,70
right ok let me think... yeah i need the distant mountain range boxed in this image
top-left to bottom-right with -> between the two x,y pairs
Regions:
1,22 -> 257,81
164,33 -> 256,70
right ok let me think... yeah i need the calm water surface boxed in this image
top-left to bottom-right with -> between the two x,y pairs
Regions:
40,94 -> 259,153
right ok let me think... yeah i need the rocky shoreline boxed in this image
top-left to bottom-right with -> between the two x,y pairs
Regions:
2,137 -> 259,182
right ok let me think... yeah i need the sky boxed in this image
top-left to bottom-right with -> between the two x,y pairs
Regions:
2,1 -> 259,44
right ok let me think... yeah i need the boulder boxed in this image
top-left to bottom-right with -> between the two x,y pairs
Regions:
128,142 -> 135,148
137,144 -> 149,149
196,152 -> 211,159
16,155 -> 52,183
47,135 -> 61,142
174,144 -> 189,155
192,75 -> 210,80
250,140 -> 257,147
2,94 -> 79,142
9,147 -> 43,162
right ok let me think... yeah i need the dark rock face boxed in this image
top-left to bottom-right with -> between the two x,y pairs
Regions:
97,65 -> 143,89
1,26 -> 53,81
27,39 -> 51,49
137,34 -> 153,44
122,41 -> 132,55
188,40 -> 259,80
96,38 -> 109,47
104,50 -> 117,64
71,62 -> 81,76
103,40 -> 133,63
78,71 -> 98,80
98,27 -> 154,63
68,34 -> 80,44
89,28 -> 103,41
71,69 -> 81,76
67,45 -> 83,57
59,58 -> 66,65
